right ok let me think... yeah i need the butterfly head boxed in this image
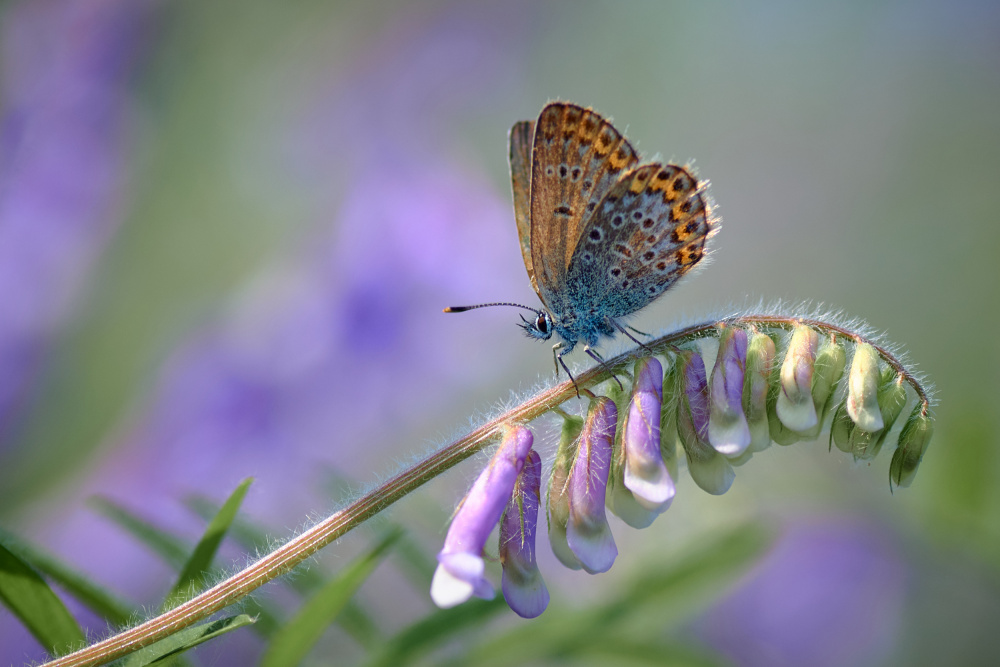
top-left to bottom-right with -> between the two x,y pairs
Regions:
518,310 -> 553,341
444,301 -> 555,341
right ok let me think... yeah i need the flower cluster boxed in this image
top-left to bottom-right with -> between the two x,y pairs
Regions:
430,322 -> 934,618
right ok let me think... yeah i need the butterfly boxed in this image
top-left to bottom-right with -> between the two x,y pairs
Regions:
446,102 -> 715,388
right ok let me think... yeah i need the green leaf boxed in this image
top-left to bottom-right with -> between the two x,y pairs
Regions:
120,614 -> 256,667
0,541 -> 85,655
163,478 -> 253,608
0,528 -> 135,626
364,598 -> 508,667
89,497 -> 191,570
186,494 -> 384,647
261,529 -> 402,667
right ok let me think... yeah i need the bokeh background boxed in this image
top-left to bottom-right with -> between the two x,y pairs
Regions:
2,0 -> 999,665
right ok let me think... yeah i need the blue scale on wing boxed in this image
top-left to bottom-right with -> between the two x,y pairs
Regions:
564,163 -> 713,323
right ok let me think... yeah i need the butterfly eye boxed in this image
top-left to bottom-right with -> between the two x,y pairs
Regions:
535,313 -> 550,335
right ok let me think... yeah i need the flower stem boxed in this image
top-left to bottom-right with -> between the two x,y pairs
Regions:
42,313 -> 929,666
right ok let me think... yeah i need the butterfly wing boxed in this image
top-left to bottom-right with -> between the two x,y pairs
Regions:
564,163 -> 714,320
529,103 -> 639,310
508,120 -> 538,296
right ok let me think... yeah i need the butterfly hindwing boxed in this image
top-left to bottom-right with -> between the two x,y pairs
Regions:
529,103 -> 639,310
509,120 -> 537,296
564,163 -> 713,320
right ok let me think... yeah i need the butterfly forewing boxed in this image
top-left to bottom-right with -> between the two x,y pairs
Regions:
529,103 -> 639,310
564,163 -> 713,319
509,120 -> 537,296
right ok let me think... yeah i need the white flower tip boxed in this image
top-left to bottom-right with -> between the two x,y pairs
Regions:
430,564 -> 475,608
847,396 -> 884,432
776,391 -> 818,432
624,459 -> 676,505
708,416 -> 752,457
567,522 -> 618,574
431,553 -> 492,608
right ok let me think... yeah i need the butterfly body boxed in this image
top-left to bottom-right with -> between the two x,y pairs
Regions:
447,102 -> 714,384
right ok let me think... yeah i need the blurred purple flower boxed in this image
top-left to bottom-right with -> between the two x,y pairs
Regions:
0,0 -> 149,442
695,518 -> 906,667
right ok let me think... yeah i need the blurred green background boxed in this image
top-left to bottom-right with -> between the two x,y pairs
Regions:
1,0 -> 998,665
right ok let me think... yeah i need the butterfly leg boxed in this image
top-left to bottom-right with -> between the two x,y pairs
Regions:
551,342 -> 566,377
609,318 -> 655,355
584,346 -> 624,391
552,342 -> 583,398
627,325 -> 653,338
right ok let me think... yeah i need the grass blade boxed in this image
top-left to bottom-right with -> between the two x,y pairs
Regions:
261,529 -> 401,667
119,614 -> 256,667
0,541 -> 85,655
0,527 -> 135,626
163,478 -> 252,607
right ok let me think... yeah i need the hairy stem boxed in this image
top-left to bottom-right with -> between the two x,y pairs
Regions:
43,314 -> 929,667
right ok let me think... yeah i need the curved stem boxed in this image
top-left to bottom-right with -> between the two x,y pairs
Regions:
43,314 -> 929,667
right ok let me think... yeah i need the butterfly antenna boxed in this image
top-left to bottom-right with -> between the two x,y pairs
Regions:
443,302 -> 542,315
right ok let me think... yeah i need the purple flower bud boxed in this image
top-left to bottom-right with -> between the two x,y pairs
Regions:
708,327 -> 751,458
610,357 -> 675,528
890,405 -> 934,489
776,325 -> 820,432
499,450 -> 548,618
743,331 -> 776,453
677,350 -> 735,495
623,358 -> 674,506
565,397 -> 618,574
847,343 -> 883,432
431,426 -> 533,608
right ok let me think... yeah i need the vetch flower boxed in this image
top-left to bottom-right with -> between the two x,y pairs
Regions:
547,413 -> 584,570
609,357 -> 675,529
677,350 -> 735,495
832,367 -> 908,460
708,326 -> 751,459
431,425 -> 533,608
853,372 -> 907,460
565,397 -> 618,574
847,343 -> 883,432
776,325 -> 820,432
890,405 -> 934,489
623,358 -> 673,505
798,336 -> 846,440
742,330 -> 776,453
499,450 -> 548,618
